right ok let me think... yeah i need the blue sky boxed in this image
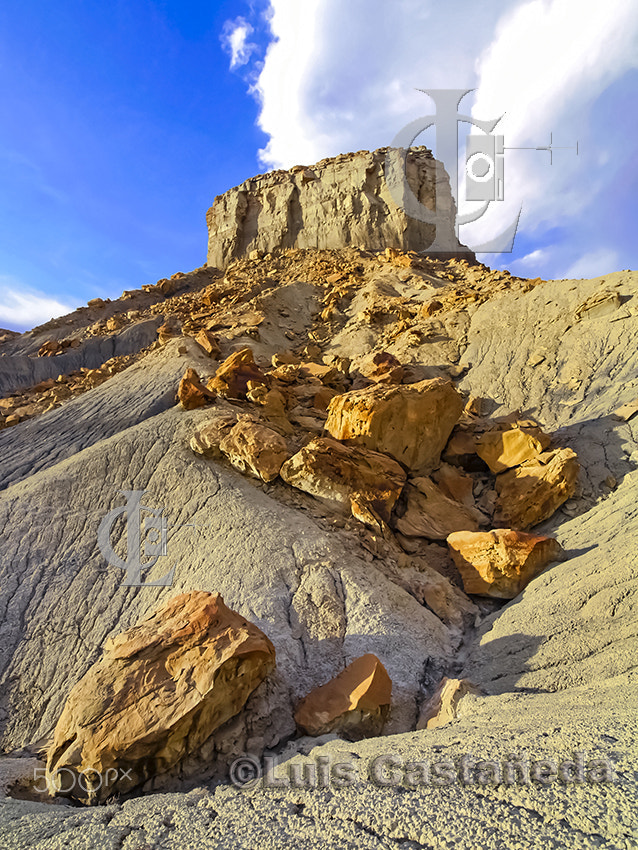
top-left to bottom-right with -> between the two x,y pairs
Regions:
1,0 -> 636,331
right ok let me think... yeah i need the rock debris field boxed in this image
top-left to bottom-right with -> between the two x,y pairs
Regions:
0,148 -> 636,849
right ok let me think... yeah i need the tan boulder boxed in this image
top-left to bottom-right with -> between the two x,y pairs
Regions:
157,316 -> 181,344
360,351 -> 405,384
190,412 -> 239,458
46,592 -> 276,804
447,528 -> 565,598
294,654 -> 392,739
280,436 -> 406,529
393,477 -> 479,540
195,329 -> 222,359
494,448 -> 580,529
178,368 -> 216,410
325,378 -> 463,472
208,348 -> 268,399
416,677 -> 483,730
431,463 -> 476,508
476,425 -> 552,473
219,419 -> 291,482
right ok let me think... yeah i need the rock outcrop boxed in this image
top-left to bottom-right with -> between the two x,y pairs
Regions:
494,448 -> 580,529
206,147 -> 472,269
325,378 -> 464,473
280,436 -> 406,527
294,654 -> 392,739
447,529 -> 565,598
46,592 -> 276,804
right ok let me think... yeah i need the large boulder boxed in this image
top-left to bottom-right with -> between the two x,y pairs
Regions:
393,476 -> 479,540
219,419 -> 291,483
476,424 -> 552,474
294,654 -> 392,739
447,529 -> 566,598
494,448 -> 580,529
280,436 -> 406,528
207,348 -> 268,399
325,378 -> 464,473
46,592 -> 276,804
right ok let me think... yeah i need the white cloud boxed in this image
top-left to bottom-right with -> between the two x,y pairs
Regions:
0,277 -> 75,331
248,0 -> 637,276
559,248 -> 619,280
460,0 -> 638,248
221,17 -> 258,71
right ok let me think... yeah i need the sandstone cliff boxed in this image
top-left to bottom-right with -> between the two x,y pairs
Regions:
206,147 -> 472,269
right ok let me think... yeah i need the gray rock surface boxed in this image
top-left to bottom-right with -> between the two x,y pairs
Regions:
206,148 -> 471,269
0,319 -> 162,397
0,263 -> 637,848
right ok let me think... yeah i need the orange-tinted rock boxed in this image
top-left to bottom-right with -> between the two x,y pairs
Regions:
190,412 -> 239,458
280,436 -> 406,529
294,654 -> 392,739
195,329 -> 222,359
393,477 -> 479,540
157,316 -> 181,344
362,352 -> 405,384
476,425 -> 552,473
46,592 -> 276,804
432,463 -> 476,508
208,348 -> 268,399
494,448 -> 580,529
325,378 -> 464,472
416,677 -> 482,730
447,528 -> 565,598
219,419 -> 291,482
178,368 -> 216,410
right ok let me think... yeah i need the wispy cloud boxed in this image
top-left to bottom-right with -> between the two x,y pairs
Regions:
0,276 -> 75,331
221,17 -> 258,71
559,249 -> 619,280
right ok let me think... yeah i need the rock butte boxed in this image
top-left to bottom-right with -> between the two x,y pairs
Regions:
0,147 -> 636,848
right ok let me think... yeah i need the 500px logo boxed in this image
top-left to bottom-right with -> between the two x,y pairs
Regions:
32,767 -> 134,795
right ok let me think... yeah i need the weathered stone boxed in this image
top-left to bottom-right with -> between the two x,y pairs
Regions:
325,379 -> 464,472
178,368 -> 216,410
280,436 -> 406,528
432,463 -> 475,508
46,591 -> 276,804
575,290 -> 621,321
476,425 -> 552,473
394,554 -> 478,631
190,412 -> 239,458
195,329 -> 222,359
294,654 -> 392,739
157,316 -> 182,344
494,448 -> 580,529
206,147 -> 472,269
416,677 -> 483,730
208,348 -> 268,399
394,477 -> 479,540
360,351 -> 405,384
613,397 -> 638,422
447,529 -> 565,598
219,419 -> 291,482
